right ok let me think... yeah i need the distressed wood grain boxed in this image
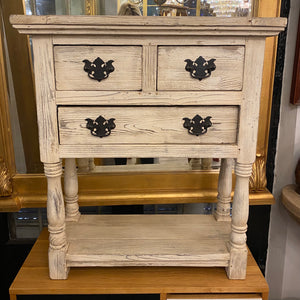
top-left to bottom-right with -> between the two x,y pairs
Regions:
31,36 -> 59,163
157,46 -> 244,91
54,46 -> 142,91
58,106 -> 238,145
55,90 -> 243,106
66,214 -> 231,267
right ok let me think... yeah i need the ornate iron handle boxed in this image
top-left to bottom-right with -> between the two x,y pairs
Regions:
183,115 -> 212,136
82,57 -> 114,82
85,115 -> 116,138
184,56 -> 216,81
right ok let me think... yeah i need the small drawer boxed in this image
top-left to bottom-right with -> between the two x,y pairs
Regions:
157,46 -> 244,91
58,106 -> 238,145
54,46 -> 142,91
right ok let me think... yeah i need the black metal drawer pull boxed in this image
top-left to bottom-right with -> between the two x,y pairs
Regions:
183,115 -> 212,136
184,56 -> 216,80
82,57 -> 114,82
85,115 -> 116,138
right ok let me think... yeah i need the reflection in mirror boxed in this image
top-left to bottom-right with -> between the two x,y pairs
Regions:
78,158 -> 222,173
24,0 -> 252,17
11,200 -> 217,239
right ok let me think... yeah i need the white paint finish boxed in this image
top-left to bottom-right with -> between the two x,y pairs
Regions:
54,46 -> 142,91
10,15 -> 287,27
64,158 -> 80,222
215,158 -> 233,221
44,161 -> 69,279
65,214 -> 231,267
10,15 -> 287,37
52,36 -> 247,46
48,246 -> 69,280
59,144 -> 239,159
76,158 -> 90,172
55,90 -> 243,105
14,27 -> 286,37
237,38 -> 266,164
31,36 -> 59,163
142,45 -> 157,92
58,106 -> 239,145
226,163 -> 251,279
266,1 -> 300,299
11,15 -> 285,279
157,46 -> 244,91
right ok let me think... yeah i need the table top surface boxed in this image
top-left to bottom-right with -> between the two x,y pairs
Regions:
9,227 -> 269,296
10,15 -> 287,27
10,15 -> 286,37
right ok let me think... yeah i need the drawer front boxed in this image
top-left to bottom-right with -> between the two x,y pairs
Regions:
54,46 -> 142,91
157,46 -> 244,91
58,106 -> 238,145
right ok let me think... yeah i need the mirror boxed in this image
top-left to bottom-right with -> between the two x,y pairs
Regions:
24,0 -> 252,17
8,0 -> 252,175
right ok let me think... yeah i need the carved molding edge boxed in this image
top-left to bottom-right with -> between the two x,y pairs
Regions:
250,155 -> 267,192
85,0 -> 97,15
0,157 -> 12,196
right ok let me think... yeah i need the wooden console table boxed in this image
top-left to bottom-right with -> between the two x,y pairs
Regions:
9,228 -> 269,300
10,16 -> 286,280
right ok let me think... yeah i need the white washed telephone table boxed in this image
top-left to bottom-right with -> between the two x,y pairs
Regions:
10,15 -> 286,280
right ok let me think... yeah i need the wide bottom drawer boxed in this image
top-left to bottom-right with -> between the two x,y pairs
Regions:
58,106 -> 238,145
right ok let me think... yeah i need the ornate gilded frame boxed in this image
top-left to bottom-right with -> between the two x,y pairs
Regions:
0,0 -> 281,211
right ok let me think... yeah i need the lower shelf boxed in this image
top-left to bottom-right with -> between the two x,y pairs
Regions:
66,214 -> 231,268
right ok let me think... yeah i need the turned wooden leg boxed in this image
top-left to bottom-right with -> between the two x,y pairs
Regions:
89,158 -> 95,170
214,158 -> 233,221
201,158 -> 212,170
189,158 -> 201,169
44,162 -> 69,279
127,158 -> 137,165
77,158 -> 90,172
64,158 -> 80,222
226,162 -> 252,279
